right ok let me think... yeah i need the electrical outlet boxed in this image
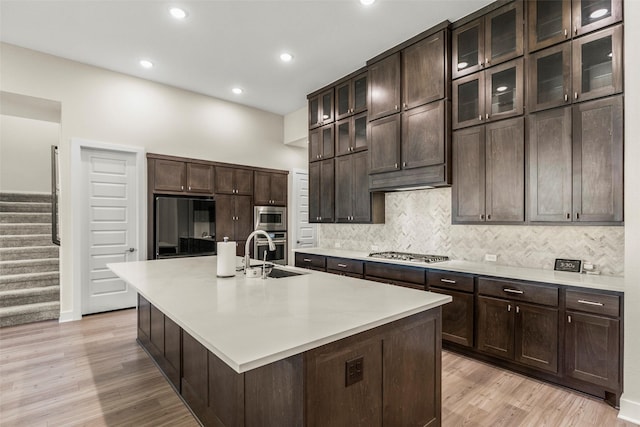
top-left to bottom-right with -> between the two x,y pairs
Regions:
485,254 -> 497,262
334,242 -> 341,248
345,356 -> 364,387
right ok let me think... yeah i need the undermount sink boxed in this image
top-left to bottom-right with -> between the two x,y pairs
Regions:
267,267 -> 308,279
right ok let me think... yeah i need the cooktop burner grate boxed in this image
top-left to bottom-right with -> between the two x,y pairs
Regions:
368,251 -> 449,263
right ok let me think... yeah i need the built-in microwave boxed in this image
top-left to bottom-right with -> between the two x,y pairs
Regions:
254,205 -> 286,231
155,196 -> 216,259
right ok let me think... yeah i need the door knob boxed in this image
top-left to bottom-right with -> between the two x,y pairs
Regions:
125,248 -> 136,253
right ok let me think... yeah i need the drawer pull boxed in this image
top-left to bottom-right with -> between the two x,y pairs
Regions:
337,263 -> 348,268
578,299 -> 604,307
503,288 -> 524,294
303,258 -> 312,262
440,279 -> 457,284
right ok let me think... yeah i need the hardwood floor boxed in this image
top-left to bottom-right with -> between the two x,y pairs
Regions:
0,308 -> 636,426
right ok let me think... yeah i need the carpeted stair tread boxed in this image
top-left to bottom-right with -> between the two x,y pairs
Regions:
0,271 -> 60,291
0,201 -> 51,213
0,223 -> 51,235
0,301 -> 60,327
0,234 -> 55,248
0,246 -> 59,261
0,286 -> 60,307
0,193 -> 51,203
0,212 -> 50,223
0,258 -> 60,275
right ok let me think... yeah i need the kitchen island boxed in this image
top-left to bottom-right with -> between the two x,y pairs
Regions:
108,256 -> 451,427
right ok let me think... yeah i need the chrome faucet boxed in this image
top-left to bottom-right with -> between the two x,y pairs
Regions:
244,230 -> 276,271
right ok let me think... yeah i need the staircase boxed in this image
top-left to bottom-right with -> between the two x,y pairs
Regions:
0,193 -> 60,327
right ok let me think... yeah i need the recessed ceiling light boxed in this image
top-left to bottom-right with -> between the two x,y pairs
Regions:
280,52 -> 294,62
496,85 -> 508,92
589,8 -> 608,19
360,0 -> 376,5
139,59 -> 154,69
232,87 -> 243,95
169,7 -> 187,19
457,62 -> 468,70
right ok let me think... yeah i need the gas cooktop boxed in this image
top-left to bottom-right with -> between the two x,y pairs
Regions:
368,251 -> 449,264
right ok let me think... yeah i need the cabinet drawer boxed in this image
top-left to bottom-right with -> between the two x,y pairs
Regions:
326,257 -> 364,275
478,277 -> 558,307
366,275 -> 425,291
566,290 -> 620,317
295,253 -> 326,271
427,271 -> 474,293
365,262 -> 425,285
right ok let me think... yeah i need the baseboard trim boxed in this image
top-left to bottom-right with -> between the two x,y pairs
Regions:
619,396 -> 640,424
58,309 -> 81,323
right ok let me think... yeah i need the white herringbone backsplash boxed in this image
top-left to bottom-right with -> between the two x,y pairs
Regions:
317,188 -> 624,276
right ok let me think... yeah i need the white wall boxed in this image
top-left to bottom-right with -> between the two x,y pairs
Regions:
0,42 -> 307,320
620,0 -> 640,422
0,115 -> 58,192
284,106 -> 308,147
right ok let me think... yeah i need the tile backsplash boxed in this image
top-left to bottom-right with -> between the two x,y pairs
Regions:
317,188 -> 624,276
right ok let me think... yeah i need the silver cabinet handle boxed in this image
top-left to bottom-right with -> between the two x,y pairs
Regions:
574,26 -> 578,35
479,115 -> 483,121
403,103 -> 407,109
440,278 -> 456,284
395,105 -> 399,110
485,58 -> 489,65
574,92 -> 578,99
181,185 -> 184,191
303,258 -> 312,262
503,288 -> 524,294
564,29 -> 568,37
564,94 -> 568,102
486,113 -> 489,120
508,304 -> 511,312
480,214 -> 485,220
568,315 -> 572,323
338,263 -> 348,268
394,163 -> 398,168
402,161 -> 407,167
188,186 -> 191,191
578,299 -> 604,307
516,306 -> 520,314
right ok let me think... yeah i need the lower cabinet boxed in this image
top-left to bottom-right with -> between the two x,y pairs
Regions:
476,278 -> 559,374
326,257 -> 364,278
365,262 -> 426,290
294,253 -> 326,272
427,271 -> 474,348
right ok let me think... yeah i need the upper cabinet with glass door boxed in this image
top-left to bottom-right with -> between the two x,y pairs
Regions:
528,0 -> 622,53
453,1 -> 523,79
308,89 -> 334,129
335,72 -> 367,121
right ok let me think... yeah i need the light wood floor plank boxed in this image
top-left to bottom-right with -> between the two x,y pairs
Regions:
0,308 -> 637,426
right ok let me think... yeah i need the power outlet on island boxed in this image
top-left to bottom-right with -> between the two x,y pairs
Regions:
485,254 -> 497,262
345,356 -> 364,387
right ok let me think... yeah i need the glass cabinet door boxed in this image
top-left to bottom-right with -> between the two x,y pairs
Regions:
336,118 -> 351,156
528,42 -> 572,112
308,96 -> 320,128
321,90 -> 334,124
353,74 -> 367,115
353,112 -> 368,152
573,0 -> 622,37
453,20 -> 484,79
572,25 -> 622,102
528,0 -> 571,53
485,2 -> 523,68
453,72 -> 485,129
335,82 -> 351,120
485,58 -> 524,122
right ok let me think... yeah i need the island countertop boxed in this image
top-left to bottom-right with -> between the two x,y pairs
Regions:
108,256 -> 451,374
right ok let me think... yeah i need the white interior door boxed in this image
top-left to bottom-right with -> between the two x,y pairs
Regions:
81,148 -> 138,314
292,169 -> 317,255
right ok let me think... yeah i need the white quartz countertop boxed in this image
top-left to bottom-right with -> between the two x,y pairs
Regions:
108,256 -> 451,373
294,248 -> 625,293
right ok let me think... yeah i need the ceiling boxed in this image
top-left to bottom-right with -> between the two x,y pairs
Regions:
0,0 -> 493,116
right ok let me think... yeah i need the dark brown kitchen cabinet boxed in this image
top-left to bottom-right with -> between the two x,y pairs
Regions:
326,257 -> 364,278
369,99 -> 451,190
336,112 -> 368,156
215,166 -> 253,195
153,159 -> 186,193
309,123 -> 334,162
529,106 -> 573,222
453,57 -> 523,129
368,52 -> 401,121
336,151 -> 384,224
186,163 -> 214,194
309,159 -> 334,223
427,271 -> 474,348
573,95 -> 623,222
528,0 -> 622,53
452,1 -> 523,79
529,96 -> 623,223
216,194 -> 253,256
452,117 -> 524,223
294,252 -> 326,271
308,89 -> 334,129
365,262 -> 425,291
402,30 -> 449,109
477,278 -> 559,374
529,25 -> 623,112
254,171 -> 287,206
335,72 -> 367,120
